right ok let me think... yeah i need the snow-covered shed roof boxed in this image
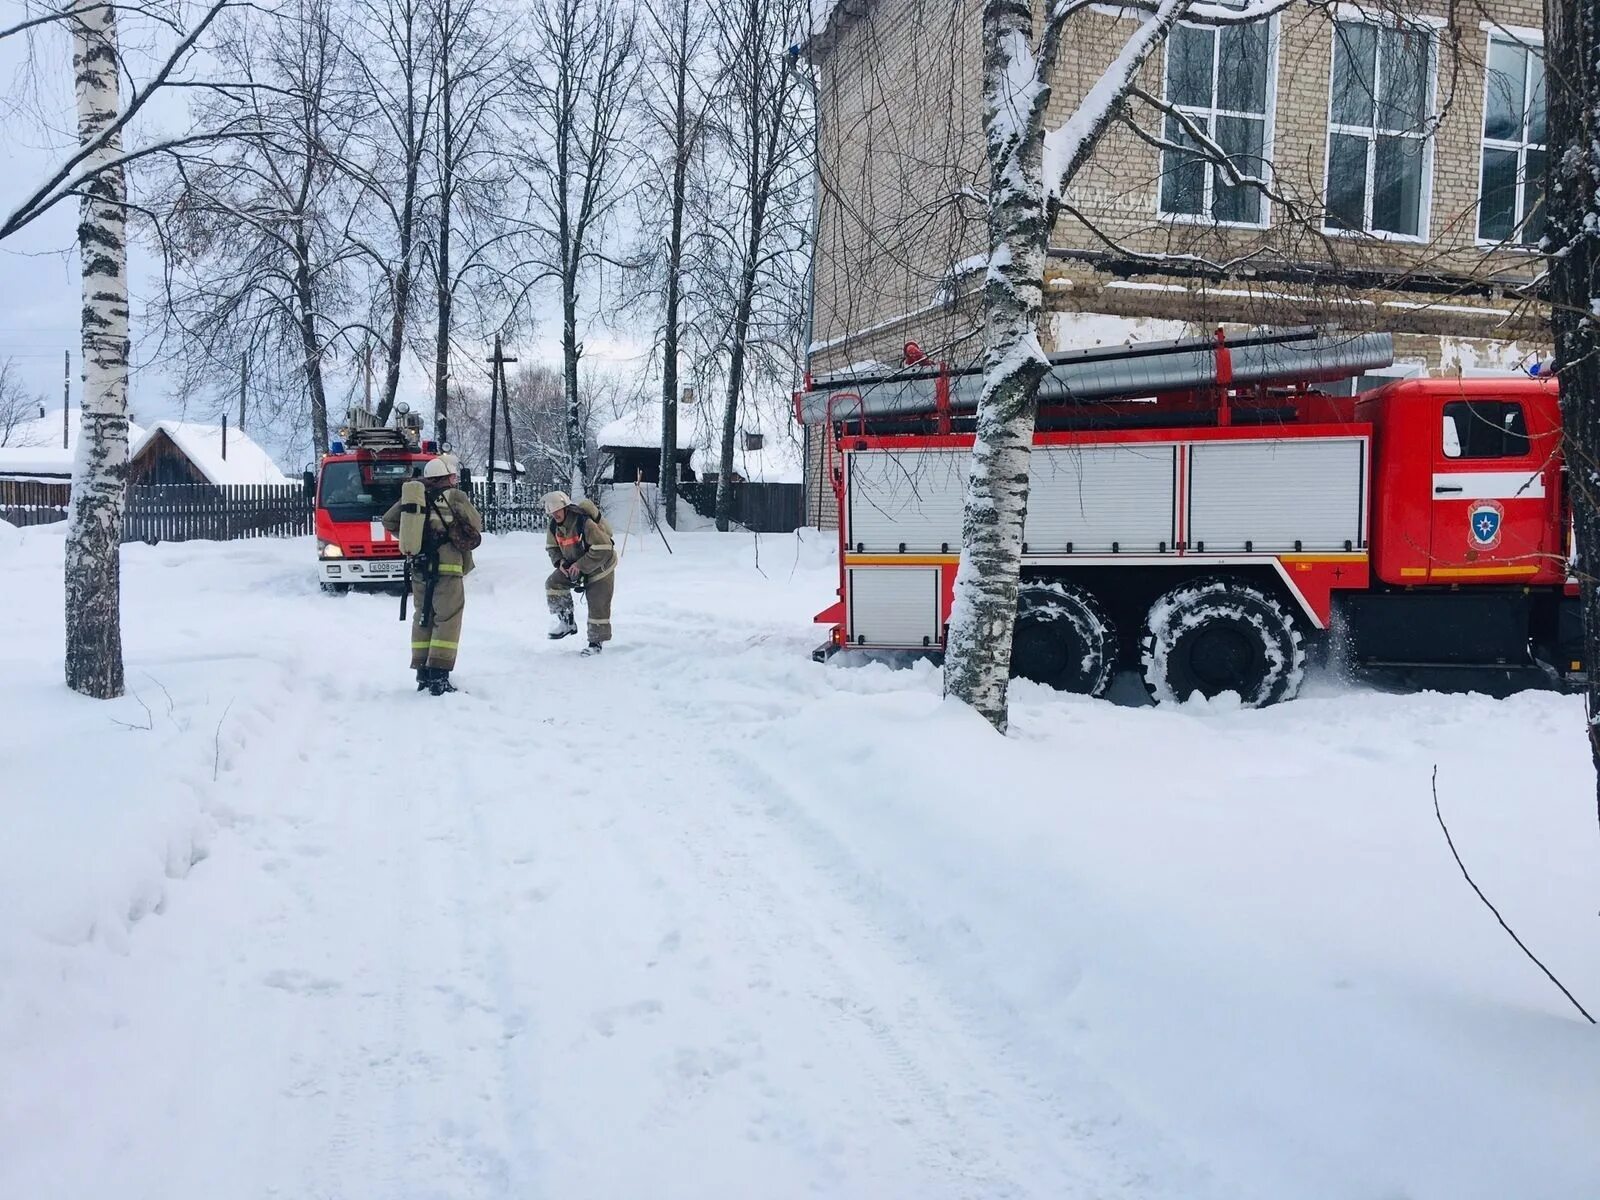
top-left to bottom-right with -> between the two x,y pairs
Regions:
0,408 -> 148,482
133,421 -> 290,486
598,408 -> 691,452
726,432 -> 805,485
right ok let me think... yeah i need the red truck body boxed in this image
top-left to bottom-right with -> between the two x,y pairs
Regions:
801,331 -> 1578,704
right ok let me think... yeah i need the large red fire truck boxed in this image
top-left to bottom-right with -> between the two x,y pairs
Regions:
307,405 -> 442,591
797,327 -> 1582,706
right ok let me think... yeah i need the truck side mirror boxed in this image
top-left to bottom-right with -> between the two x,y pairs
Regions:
302,468 -> 316,499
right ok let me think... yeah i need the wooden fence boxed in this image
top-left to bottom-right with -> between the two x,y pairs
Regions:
122,484 -> 312,543
0,480 -> 72,527
2,479 -> 810,541
680,482 -> 807,533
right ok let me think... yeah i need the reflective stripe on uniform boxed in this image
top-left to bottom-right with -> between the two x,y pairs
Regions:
411,641 -> 432,649
437,562 -> 463,574
589,619 -> 611,626
427,640 -> 459,650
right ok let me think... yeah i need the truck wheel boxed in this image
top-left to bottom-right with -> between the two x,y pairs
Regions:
1142,579 -> 1304,706
1011,581 -> 1117,696
319,582 -> 349,596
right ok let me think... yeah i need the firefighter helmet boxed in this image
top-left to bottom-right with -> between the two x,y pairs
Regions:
422,457 -> 453,480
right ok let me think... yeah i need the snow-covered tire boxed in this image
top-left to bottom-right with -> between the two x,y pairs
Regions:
319,582 -> 349,596
1010,581 -> 1118,696
1141,578 -> 1305,707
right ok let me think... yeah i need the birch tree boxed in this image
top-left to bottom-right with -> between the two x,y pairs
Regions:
708,0 -> 811,531
514,0 -> 638,498
943,0 -> 1284,731
63,0 -> 133,698
1544,0 -> 1600,819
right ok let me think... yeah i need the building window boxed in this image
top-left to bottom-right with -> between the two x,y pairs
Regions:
743,431 -> 765,451
1442,400 -> 1529,459
1325,18 -> 1434,238
1158,18 -> 1273,225
1478,36 -> 1546,245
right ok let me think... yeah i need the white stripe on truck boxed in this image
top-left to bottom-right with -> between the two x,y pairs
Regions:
1431,470 -> 1544,500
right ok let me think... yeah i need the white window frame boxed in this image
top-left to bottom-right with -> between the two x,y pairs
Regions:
1322,12 -> 1439,243
1156,15 -> 1280,230
1475,29 -> 1546,250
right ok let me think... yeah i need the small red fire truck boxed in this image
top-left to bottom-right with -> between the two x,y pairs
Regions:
308,405 -> 441,591
797,327 -> 1581,706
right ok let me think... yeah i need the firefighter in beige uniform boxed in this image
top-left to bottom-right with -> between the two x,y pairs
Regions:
543,491 -> 616,654
381,457 -> 483,694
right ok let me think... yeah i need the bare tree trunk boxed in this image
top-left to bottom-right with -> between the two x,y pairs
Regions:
660,139 -> 685,527
64,0 -> 129,699
433,32 -> 454,447
434,211 -> 452,443
373,0 -> 428,423
656,0 -> 697,529
716,255 -> 758,531
563,283 -> 586,495
1546,0 -> 1600,822
942,0 -> 1058,732
294,230 -> 331,453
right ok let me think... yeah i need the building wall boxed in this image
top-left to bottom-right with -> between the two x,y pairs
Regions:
804,0 -> 1550,526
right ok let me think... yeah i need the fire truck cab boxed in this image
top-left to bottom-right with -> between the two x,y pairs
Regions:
799,328 -> 1581,706
311,405 -> 440,591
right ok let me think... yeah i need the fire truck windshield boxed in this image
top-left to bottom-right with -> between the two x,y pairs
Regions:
318,460 -> 421,522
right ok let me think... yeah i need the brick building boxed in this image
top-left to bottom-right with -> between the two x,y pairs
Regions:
802,0 -> 1550,526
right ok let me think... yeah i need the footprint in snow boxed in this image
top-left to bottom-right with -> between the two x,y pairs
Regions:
262,968 -> 342,996
590,998 -> 663,1037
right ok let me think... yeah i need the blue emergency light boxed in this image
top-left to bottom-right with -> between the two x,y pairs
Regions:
330,440 -> 345,453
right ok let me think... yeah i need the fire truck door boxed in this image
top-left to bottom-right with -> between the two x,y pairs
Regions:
1429,398 -> 1548,583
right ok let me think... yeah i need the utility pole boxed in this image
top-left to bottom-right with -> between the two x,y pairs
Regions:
62,350 -> 70,448
239,355 -> 247,432
363,342 -> 373,413
222,413 -> 228,461
485,334 -> 518,497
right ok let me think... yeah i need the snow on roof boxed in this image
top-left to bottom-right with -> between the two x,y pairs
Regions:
134,421 -> 290,486
0,408 -> 147,481
598,408 -> 691,451
726,432 -> 805,485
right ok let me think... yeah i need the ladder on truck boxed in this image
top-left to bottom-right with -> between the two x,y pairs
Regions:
340,404 -> 423,452
795,326 -> 1394,430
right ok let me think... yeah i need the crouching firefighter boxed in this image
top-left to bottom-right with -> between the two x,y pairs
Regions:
543,490 -> 616,655
382,457 -> 483,695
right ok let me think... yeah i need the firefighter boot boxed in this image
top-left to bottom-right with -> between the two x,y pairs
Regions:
548,593 -> 578,640
581,642 -> 603,657
416,666 -> 434,691
428,671 -> 458,696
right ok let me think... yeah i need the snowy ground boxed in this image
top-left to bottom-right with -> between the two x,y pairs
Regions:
2,518 -> 1598,1200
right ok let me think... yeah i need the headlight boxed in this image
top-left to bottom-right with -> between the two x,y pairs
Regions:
318,540 -> 344,559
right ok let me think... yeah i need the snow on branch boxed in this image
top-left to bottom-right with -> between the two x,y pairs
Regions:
1041,0 -> 1189,206
1102,0 -> 1301,25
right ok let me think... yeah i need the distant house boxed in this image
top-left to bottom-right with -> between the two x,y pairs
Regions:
0,406 -> 148,486
597,410 -> 696,485
127,421 -> 290,486
0,407 -> 148,525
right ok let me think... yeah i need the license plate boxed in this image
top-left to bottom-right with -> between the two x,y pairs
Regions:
367,560 -> 402,575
